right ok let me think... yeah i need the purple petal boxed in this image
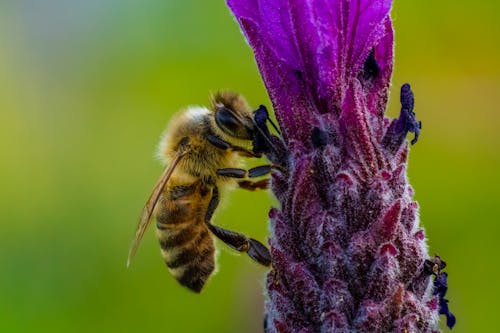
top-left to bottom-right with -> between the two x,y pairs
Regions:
227,0 -> 393,146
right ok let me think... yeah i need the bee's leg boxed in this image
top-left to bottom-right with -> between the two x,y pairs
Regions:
217,165 -> 272,178
205,186 -> 271,266
237,179 -> 270,191
207,134 -> 261,158
217,165 -> 275,190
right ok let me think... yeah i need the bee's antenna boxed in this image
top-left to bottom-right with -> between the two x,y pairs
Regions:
267,117 -> 281,136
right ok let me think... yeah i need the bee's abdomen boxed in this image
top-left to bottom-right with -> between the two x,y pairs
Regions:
156,194 -> 215,293
157,223 -> 215,293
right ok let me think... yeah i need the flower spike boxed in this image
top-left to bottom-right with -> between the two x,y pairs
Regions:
227,0 -> 451,331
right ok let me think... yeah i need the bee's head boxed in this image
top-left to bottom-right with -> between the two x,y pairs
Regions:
210,91 -> 254,140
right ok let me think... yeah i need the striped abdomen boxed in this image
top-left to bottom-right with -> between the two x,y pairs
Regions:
155,183 -> 215,293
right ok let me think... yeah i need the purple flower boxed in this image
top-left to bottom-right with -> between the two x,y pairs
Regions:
227,0 -> 454,331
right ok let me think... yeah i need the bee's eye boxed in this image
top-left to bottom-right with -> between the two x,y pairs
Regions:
215,107 -> 239,133
215,107 -> 253,140
215,107 -> 247,137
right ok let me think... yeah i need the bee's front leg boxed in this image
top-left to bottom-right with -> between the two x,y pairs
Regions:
206,134 -> 262,158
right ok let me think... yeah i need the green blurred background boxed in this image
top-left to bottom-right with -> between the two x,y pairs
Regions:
0,1 -> 498,332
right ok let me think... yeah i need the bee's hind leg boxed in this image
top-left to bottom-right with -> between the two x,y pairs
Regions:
208,224 -> 272,267
205,186 -> 271,266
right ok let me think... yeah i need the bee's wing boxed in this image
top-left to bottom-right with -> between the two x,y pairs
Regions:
127,144 -> 189,268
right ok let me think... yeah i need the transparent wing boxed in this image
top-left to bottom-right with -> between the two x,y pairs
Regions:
127,142 -> 189,267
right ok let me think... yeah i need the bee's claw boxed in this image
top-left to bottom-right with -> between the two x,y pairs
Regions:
247,238 -> 272,267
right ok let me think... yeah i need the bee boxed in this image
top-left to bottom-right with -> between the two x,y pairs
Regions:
127,91 -> 276,293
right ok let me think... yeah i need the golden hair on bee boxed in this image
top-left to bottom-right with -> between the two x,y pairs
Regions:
128,91 -> 273,293
209,90 -> 252,115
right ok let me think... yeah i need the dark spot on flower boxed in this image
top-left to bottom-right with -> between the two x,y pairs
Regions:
294,69 -> 304,81
363,49 -> 380,80
311,127 -> 328,148
311,127 -> 336,149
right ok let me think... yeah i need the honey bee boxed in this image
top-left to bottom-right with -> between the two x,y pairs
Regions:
127,91 -> 275,292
